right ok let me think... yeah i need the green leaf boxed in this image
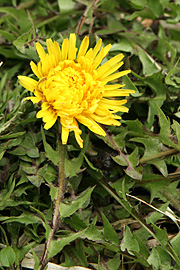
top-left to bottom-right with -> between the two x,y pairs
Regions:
156,105 -> 180,151
145,73 -> 168,128
0,150 -> 5,161
147,0 -> 163,17
111,38 -> 133,53
130,8 -> 156,20
60,186 -> 95,218
137,46 -> 160,76
154,39 -> 176,69
121,226 -> 139,255
58,0 -> 75,12
134,234 -> 149,259
1,213 -> 41,225
165,60 -> 180,88
101,212 -> 119,245
152,224 -> 169,246
144,180 -> 170,203
48,229 -> 87,259
132,136 -> 168,177
172,120 -> 180,146
156,245 -> 172,267
146,202 -> 169,224
26,175 -> 44,187
125,119 -> 144,137
41,126 -> 60,165
147,248 -> 160,269
65,153 -> 84,178
171,231 -> 180,254
83,224 -> 104,242
123,75 -> 142,97
0,246 -> 16,267
130,0 -> 147,9
106,254 -> 121,270
112,148 -> 142,180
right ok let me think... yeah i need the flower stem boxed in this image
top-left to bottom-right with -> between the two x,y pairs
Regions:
40,141 -> 65,269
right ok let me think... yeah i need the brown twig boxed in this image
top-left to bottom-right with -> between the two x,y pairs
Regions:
76,0 -> 100,36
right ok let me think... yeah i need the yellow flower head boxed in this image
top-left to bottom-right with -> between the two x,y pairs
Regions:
18,34 -> 134,148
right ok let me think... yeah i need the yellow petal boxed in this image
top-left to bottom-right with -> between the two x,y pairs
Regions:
97,54 -> 124,78
91,39 -> 102,59
100,62 -> 124,80
77,36 -> 89,59
90,113 -> 121,126
36,42 -> 46,60
41,54 -> 51,76
92,44 -> 112,70
61,38 -> 69,60
44,114 -> 57,129
85,48 -> 93,59
103,89 -> 135,97
54,41 -> 61,63
99,98 -> 129,112
30,61 -> 41,78
61,126 -> 69,145
23,96 -> 40,104
101,98 -> 127,106
95,104 -> 110,116
74,130 -> 83,148
43,111 -> 57,129
47,38 -> 55,55
18,76 -> 38,92
37,61 -> 43,77
77,114 -> 106,136
68,33 -> 77,60
102,70 -> 131,83
104,84 -> 125,90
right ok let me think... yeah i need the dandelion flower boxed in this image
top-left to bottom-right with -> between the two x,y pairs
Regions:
18,34 -> 134,148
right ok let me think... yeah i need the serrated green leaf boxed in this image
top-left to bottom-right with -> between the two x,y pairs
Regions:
1,213 -> 41,225
137,47 -> 160,76
134,234 -> 149,259
132,136 -> 168,177
156,105 -> 180,151
147,248 -> 160,269
121,226 -> 139,255
26,174 -> 44,187
112,148 -> 142,180
101,212 -> 119,245
156,245 -> 172,267
146,202 -> 169,224
60,186 -> 95,218
165,60 -> 180,88
123,75 -> 142,97
65,153 -> 84,178
170,231 -> 180,254
83,224 -> 104,242
41,126 -> 60,165
48,229 -> 87,259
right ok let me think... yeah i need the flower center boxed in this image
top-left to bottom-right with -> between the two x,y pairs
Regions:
38,60 -> 104,117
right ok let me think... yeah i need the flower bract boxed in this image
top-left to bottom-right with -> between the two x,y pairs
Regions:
18,34 -> 135,147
